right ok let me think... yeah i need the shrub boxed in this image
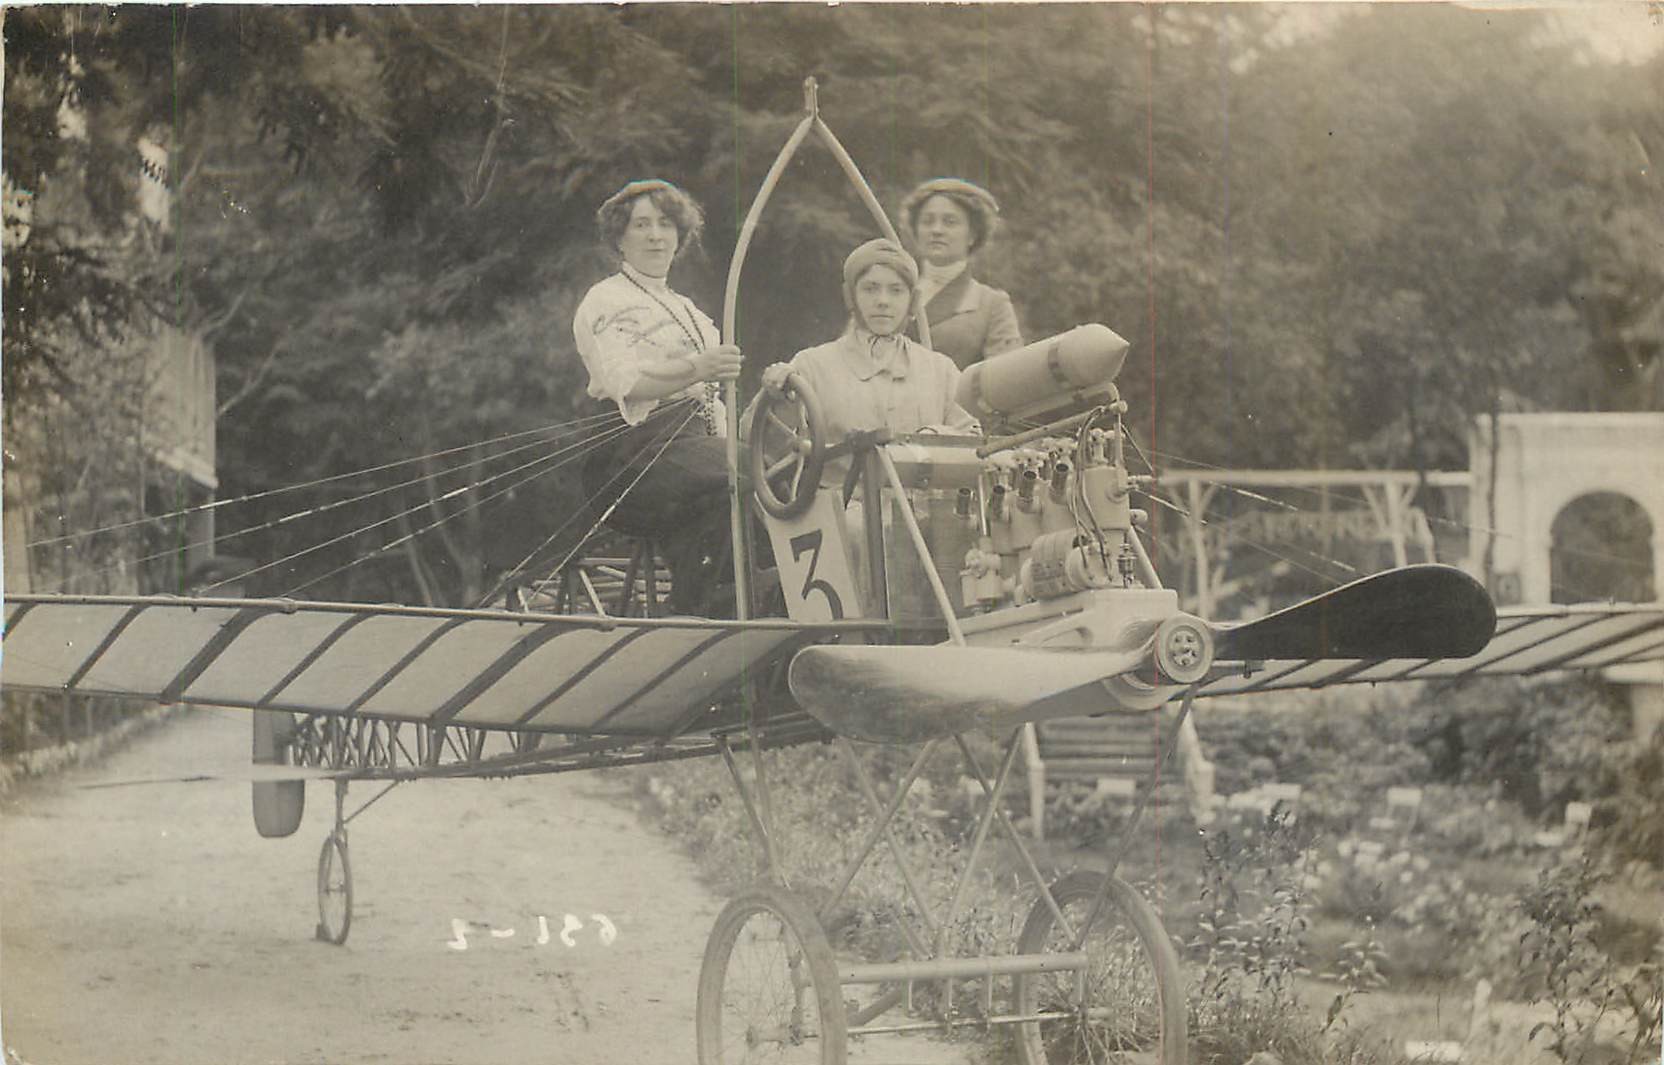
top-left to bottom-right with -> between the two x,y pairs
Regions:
1593,730 -> 1664,873
1188,808 -> 1330,1062
634,739 -> 1037,1029
1460,856 -> 1664,1064
1424,676 -> 1626,817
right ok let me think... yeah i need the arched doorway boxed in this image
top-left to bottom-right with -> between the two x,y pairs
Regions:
1550,492 -> 1656,604
1468,413 -> 1664,604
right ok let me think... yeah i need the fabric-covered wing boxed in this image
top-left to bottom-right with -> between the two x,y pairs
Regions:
1198,602 -> 1664,697
0,595 -> 865,740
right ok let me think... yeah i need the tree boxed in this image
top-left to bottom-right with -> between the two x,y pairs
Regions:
8,4 -> 1653,609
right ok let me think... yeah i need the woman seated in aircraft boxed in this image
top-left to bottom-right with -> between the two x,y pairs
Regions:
749,239 -> 977,619
756,237 -> 978,491
898,177 -> 1023,370
571,178 -> 743,615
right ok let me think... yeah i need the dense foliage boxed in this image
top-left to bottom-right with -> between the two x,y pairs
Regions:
5,4 -> 1660,604
1197,676 -> 1646,836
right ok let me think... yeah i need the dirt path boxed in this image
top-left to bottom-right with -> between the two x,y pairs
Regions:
1,709 -> 725,1065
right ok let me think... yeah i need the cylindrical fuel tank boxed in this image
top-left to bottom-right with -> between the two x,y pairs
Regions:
955,324 -> 1130,423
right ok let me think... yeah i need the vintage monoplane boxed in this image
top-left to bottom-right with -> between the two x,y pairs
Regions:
5,83 -> 1661,1065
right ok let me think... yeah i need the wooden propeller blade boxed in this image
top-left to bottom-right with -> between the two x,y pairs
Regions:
789,644 -> 1149,744
1212,564 -> 1496,662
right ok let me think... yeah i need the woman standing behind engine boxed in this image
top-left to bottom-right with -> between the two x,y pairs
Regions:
898,177 -> 1023,370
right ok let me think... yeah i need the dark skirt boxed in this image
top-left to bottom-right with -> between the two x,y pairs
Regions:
579,397 -> 734,614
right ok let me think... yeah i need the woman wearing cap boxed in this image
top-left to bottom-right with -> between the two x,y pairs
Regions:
898,177 -> 1023,370
571,179 -> 744,614
752,239 -> 977,616
757,238 -> 977,489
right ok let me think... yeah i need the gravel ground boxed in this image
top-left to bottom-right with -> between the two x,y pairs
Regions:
1,707 -> 980,1065
1,708 -> 723,1065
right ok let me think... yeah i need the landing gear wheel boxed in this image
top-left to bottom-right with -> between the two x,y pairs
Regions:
251,711 -> 304,838
697,881 -> 847,1064
750,373 -> 826,520
316,832 -> 352,945
1013,872 -> 1187,1064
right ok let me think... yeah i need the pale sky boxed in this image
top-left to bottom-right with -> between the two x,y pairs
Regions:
1468,1 -> 1660,62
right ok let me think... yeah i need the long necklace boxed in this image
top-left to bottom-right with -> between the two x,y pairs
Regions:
621,271 -> 720,436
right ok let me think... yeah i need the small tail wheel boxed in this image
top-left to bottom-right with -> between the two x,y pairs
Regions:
1013,872 -> 1187,1064
697,881 -> 847,1064
750,372 -> 826,520
316,830 -> 353,945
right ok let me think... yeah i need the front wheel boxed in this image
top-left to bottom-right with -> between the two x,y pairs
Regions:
315,832 -> 352,945
1013,872 -> 1187,1064
697,881 -> 847,1064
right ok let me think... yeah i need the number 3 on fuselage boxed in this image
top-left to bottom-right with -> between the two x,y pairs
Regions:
763,492 -> 862,622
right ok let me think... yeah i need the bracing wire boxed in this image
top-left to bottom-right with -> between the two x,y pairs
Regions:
276,414 -> 651,599
1140,485 -> 1361,583
986,410 -> 1648,605
477,403 -> 701,609
45,416 -> 626,589
530,403 -> 703,598
201,418 -> 637,596
1419,511 -> 1655,575
1121,429 -> 1363,588
1140,441 -> 1654,577
26,412 -> 619,548
1132,437 -> 1641,603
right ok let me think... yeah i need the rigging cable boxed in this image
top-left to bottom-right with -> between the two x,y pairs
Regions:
49,416 -> 627,586
26,412 -> 619,548
214,418 -> 638,596
275,414 -> 654,599
510,403 -> 704,607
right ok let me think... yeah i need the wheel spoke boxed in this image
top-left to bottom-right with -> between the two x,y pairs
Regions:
698,884 -> 844,1063
766,452 -> 801,480
1014,874 -> 1184,1065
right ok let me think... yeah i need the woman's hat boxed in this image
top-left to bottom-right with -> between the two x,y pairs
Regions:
842,238 -> 919,311
899,178 -> 1001,252
598,178 -> 679,217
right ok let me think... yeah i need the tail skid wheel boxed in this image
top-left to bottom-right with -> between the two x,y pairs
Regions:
750,374 -> 826,520
1014,872 -> 1187,1064
697,881 -> 847,1064
316,832 -> 352,945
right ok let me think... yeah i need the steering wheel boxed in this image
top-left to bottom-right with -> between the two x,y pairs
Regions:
749,371 -> 826,520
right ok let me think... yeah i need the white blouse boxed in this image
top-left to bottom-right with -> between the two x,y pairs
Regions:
571,263 -> 727,435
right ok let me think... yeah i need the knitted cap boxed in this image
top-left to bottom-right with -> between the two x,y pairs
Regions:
842,238 -> 919,311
